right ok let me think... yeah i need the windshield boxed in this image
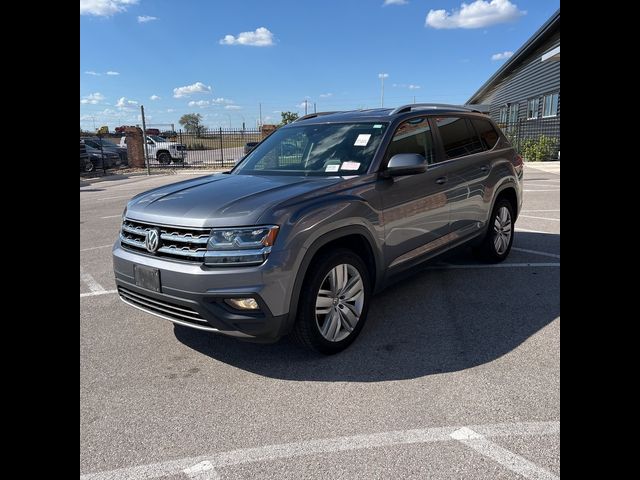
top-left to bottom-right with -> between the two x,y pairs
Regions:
149,135 -> 168,142
234,122 -> 388,176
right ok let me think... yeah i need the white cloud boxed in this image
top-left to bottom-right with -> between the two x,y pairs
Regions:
378,73 -> 389,78
212,97 -> 233,104
80,0 -> 139,16
225,105 -> 242,110
383,0 -> 408,6
106,71 -> 120,75
116,96 -> 138,108
137,15 -> 157,23
426,0 -> 525,29
188,100 -> 210,107
491,50 -> 514,60
167,108 -> 175,113
319,93 -> 333,98
272,110 -> 281,114
173,81 -> 212,98
219,27 -> 274,47
393,83 -> 421,89
85,71 -> 100,76
150,94 -> 161,101
80,92 -> 105,104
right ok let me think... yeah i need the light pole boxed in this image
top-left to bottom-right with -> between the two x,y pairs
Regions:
378,73 -> 388,107
225,113 -> 232,128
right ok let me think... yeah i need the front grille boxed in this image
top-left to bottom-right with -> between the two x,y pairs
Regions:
118,287 -> 210,328
175,145 -> 186,151
120,218 -> 209,262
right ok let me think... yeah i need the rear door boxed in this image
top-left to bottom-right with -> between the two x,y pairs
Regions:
431,115 -> 490,236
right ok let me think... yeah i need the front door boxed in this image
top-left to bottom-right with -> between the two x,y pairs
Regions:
379,116 -> 453,270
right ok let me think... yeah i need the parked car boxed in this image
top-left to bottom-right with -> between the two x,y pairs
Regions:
81,136 -> 128,166
85,144 -> 120,169
114,104 -> 523,354
80,140 -> 93,172
119,135 -> 187,164
244,141 -> 259,155
145,128 -> 161,136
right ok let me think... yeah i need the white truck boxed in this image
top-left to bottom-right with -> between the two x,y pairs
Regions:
119,135 -> 187,165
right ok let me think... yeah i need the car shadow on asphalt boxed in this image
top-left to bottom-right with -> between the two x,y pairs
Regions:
173,231 -> 559,382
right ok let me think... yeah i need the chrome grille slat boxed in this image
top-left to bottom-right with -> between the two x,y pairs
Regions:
121,218 -> 209,262
119,288 -> 209,324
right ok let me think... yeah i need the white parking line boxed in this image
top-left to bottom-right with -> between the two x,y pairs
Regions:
80,269 -> 106,293
516,227 -> 555,234
451,427 -> 559,480
512,247 -> 560,259
79,420 -> 559,480
521,210 -> 560,213
80,290 -> 117,298
101,214 -> 122,219
183,461 -> 220,480
80,245 -> 113,252
520,215 -> 560,222
431,262 -> 559,270
524,189 -> 559,192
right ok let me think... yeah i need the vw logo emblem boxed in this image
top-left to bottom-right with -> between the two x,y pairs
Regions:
145,229 -> 161,253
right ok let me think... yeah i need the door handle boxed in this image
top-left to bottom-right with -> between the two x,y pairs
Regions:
435,176 -> 447,185
480,165 -> 489,172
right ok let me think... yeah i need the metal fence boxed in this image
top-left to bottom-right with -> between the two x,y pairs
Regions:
80,127 -> 263,177
498,117 -> 560,161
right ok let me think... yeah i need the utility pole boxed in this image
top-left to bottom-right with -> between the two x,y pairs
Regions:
304,99 -> 308,115
141,105 -> 150,176
378,73 -> 388,107
413,96 -> 416,104
259,102 -> 262,127
314,102 -> 317,113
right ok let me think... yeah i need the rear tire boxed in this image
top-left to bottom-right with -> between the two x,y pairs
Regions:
474,198 -> 514,262
83,161 -> 94,173
291,248 -> 371,354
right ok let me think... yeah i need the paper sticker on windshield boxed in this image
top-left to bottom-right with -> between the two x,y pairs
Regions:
325,164 -> 340,172
373,124 -> 383,128
341,161 -> 361,171
354,134 -> 371,146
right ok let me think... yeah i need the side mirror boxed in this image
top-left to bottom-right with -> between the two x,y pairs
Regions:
384,153 -> 427,177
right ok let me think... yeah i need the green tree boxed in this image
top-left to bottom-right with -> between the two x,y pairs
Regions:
279,111 -> 299,126
179,113 -> 205,136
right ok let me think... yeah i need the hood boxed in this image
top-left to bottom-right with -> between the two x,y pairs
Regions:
125,173 -> 343,227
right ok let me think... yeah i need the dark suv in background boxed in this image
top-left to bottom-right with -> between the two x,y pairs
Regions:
114,104 -> 523,354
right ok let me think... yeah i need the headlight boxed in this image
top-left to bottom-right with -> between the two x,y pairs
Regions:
204,226 -> 279,266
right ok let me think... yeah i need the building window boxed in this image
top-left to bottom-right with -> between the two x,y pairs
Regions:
527,98 -> 539,119
542,93 -> 559,117
508,103 -> 519,124
498,106 -> 508,124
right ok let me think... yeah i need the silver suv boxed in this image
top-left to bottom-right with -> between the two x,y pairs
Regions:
113,104 -> 523,354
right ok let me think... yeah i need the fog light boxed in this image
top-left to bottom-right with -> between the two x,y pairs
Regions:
225,298 -> 259,310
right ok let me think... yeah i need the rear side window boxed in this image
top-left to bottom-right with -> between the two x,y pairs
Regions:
435,117 -> 484,159
471,118 -> 500,150
386,117 -> 435,164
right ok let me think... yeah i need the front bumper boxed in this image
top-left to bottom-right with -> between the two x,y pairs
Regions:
112,243 -> 292,340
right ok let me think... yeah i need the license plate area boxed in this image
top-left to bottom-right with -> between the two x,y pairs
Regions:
134,265 -> 161,292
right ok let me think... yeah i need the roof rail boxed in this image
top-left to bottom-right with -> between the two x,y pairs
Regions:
293,111 -> 340,123
388,103 -> 480,115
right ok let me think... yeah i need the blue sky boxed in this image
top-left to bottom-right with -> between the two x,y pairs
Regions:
80,0 -> 559,131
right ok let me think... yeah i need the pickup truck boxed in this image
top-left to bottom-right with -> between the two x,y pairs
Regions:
119,135 -> 187,164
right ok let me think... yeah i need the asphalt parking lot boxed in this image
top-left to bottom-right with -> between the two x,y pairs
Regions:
80,164 -> 560,480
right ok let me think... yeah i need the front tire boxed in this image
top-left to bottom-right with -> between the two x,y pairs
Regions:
474,198 -> 514,262
291,249 -> 371,354
157,152 -> 171,165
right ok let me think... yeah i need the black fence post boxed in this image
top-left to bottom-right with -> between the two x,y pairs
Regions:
219,127 -> 224,167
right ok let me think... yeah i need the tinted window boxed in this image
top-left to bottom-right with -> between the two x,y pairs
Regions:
435,117 -> 484,159
386,117 -> 435,164
471,118 -> 500,150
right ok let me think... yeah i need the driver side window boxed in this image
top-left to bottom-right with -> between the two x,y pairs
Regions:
386,117 -> 434,164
